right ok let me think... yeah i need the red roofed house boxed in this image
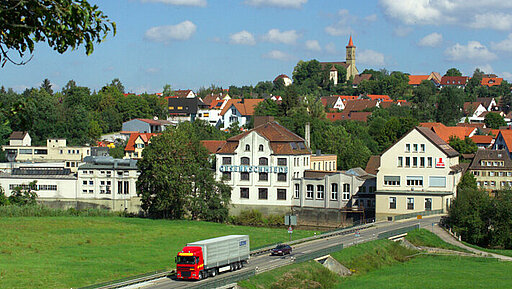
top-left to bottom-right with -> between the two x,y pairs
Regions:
173,89 -> 196,99
439,76 -> 470,89
470,135 -> 495,149
200,140 -> 227,155
219,99 -> 264,130
367,95 -> 392,102
408,72 -> 442,86
419,122 -> 477,142
352,74 -> 372,87
343,99 -> 379,112
124,133 -> 159,160
321,96 -> 345,110
273,74 -> 292,86
326,111 -> 372,122
481,77 -> 503,87
492,130 -> 512,158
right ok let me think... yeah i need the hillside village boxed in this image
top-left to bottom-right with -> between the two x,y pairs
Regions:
1,36 -> 512,229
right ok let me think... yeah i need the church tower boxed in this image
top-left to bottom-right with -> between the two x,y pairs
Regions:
345,36 -> 358,81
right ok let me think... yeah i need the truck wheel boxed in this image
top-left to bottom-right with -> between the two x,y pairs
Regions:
237,262 -> 242,270
211,269 -> 217,277
198,271 -> 203,280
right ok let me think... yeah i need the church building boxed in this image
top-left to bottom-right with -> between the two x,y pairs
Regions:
320,36 -> 359,84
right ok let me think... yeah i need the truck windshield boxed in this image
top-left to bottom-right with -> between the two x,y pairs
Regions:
176,256 -> 196,264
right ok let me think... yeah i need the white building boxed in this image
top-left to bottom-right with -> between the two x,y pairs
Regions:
219,99 -> 264,130
370,127 -> 463,221
215,121 -> 311,215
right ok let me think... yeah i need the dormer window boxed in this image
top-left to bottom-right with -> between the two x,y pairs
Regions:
259,145 -> 264,152
245,144 -> 250,151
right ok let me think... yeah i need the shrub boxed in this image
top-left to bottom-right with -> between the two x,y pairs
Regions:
231,210 -> 285,227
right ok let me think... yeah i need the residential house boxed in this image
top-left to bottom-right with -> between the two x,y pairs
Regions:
343,99 -> 379,112
8,131 -> 31,146
122,118 -> 171,134
321,96 -> 345,110
167,98 -> 209,123
476,97 -> 498,111
326,111 -> 372,122
469,150 -> 512,192
371,126 -> 463,221
310,150 -> 337,171
124,133 -> 159,159
481,77 -> 503,87
470,135 -> 495,149
439,76 -> 470,89
419,122 -> 477,143
352,74 -> 372,87
219,99 -> 264,129
408,72 -> 442,87
172,89 -> 196,98
367,95 -> 392,102
273,74 -> 292,86
492,130 -> 512,158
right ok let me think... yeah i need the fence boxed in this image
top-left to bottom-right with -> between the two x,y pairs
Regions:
393,209 -> 443,221
186,269 -> 256,289
377,224 -> 419,239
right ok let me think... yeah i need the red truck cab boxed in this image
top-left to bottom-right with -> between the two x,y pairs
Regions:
176,246 -> 205,280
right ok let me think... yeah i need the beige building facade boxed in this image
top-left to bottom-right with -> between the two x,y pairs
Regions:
373,127 -> 462,221
469,149 -> 512,192
310,153 -> 337,171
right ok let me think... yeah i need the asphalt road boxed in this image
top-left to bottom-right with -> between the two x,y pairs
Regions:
126,215 -> 441,289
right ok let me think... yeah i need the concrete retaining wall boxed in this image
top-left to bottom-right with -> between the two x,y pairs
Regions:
38,198 -> 142,213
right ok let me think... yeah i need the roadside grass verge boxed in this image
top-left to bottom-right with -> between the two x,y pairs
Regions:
238,261 -> 338,289
335,255 -> 512,288
461,241 -> 512,257
405,229 -> 469,252
0,204 -> 123,217
0,217 -> 319,289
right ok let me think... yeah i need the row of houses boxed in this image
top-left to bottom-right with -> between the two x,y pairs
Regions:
408,72 -> 504,89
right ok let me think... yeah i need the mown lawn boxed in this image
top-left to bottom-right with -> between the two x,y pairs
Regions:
0,217 -> 318,289
405,229 -> 469,252
461,241 -> 512,257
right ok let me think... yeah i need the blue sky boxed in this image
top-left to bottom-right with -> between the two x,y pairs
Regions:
2,0 -> 512,94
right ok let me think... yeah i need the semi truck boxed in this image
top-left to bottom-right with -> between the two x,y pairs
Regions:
175,235 -> 250,280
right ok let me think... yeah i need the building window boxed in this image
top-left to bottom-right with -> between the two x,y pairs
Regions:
389,197 -> 396,209
427,157 -> 433,168
83,180 -> 87,185
277,158 -> 287,166
405,157 -> 410,167
277,189 -> 286,200
359,186 -> 366,193
294,184 -> 300,199
118,181 -> 122,194
241,157 -> 250,165
258,188 -> 268,200
277,173 -> 286,182
259,145 -> 264,152
407,198 -> 414,210
412,157 -> 418,167
222,172 -> 231,181
316,185 -> 324,199
124,181 -> 129,194
331,183 -> 338,200
398,157 -> 403,167
259,172 -> 268,181
406,176 -> 423,186
420,144 -> 425,152
306,185 -> 314,199
241,172 -> 249,181
222,157 -> 232,165
342,184 -> 350,200
413,144 -> 418,152
425,198 -> 432,211
420,157 -> 425,168
384,176 -> 400,186
240,188 -> 249,199
245,144 -> 250,151
259,157 -> 268,166
405,144 -> 410,152
89,181 -> 93,185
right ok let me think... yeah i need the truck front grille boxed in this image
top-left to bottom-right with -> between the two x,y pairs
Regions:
181,271 -> 191,278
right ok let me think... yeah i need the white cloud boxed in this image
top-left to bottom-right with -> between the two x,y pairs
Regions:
305,40 -> 321,51
262,29 -> 300,45
502,72 -> 512,81
325,43 -> 337,54
141,0 -> 207,7
393,26 -> 412,37
418,32 -> 443,47
365,14 -> 378,21
144,21 -> 196,43
229,30 -> 256,45
492,33 -> 512,52
244,0 -> 307,9
325,9 -> 356,36
445,41 -> 497,62
476,64 -> 494,74
262,50 -> 293,61
358,49 -> 385,66
379,0 -> 512,30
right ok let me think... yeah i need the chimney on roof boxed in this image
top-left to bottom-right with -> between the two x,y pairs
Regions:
305,122 -> 311,149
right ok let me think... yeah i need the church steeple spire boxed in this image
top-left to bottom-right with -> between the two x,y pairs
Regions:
347,35 -> 354,47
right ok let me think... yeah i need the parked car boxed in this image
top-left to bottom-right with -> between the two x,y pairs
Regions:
270,244 -> 292,256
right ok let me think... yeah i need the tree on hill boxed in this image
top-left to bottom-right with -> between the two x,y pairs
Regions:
484,112 -> 506,129
40,79 -> 53,95
436,86 -> 465,125
448,136 -> 477,155
445,68 -> 462,77
0,0 -> 115,66
136,126 -> 231,221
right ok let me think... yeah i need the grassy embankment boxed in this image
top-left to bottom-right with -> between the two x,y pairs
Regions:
239,229 -> 512,289
461,241 -> 512,257
0,216 -> 319,289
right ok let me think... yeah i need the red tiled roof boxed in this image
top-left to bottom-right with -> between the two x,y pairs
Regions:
419,122 -> 446,129
408,75 -> 429,85
481,77 -> 503,87
124,133 -> 159,152
456,123 -> 485,129
440,76 -> 469,86
335,95 -> 358,101
321,96 -> 339,107
274,74 -> 291,82
219,99 -> 264,116
496,130 -> 512,151
343,99 -> 379,112
367,94 -> 391,101
9,131 -> 28,140
353,74 -> 372,85
463,102 -> 484,115
470,135 -> 494,144
432,126 -> 476,142
173,89 -> 194,98
365,156 -> 380,175
200,140 -> 227,154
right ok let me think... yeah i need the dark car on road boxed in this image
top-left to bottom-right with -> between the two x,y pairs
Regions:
271,244 -> 292,256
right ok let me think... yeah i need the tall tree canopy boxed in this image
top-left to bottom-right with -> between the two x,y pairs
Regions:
0,0 -> 115,66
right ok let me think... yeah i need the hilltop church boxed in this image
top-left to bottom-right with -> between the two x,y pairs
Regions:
320,36 -> 360,85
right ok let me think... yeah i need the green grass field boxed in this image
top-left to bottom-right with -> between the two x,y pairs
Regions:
0,217 -> 318,289
461,241 -> 512,257
405,229 -> 469,252
239,229 -> 512,289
